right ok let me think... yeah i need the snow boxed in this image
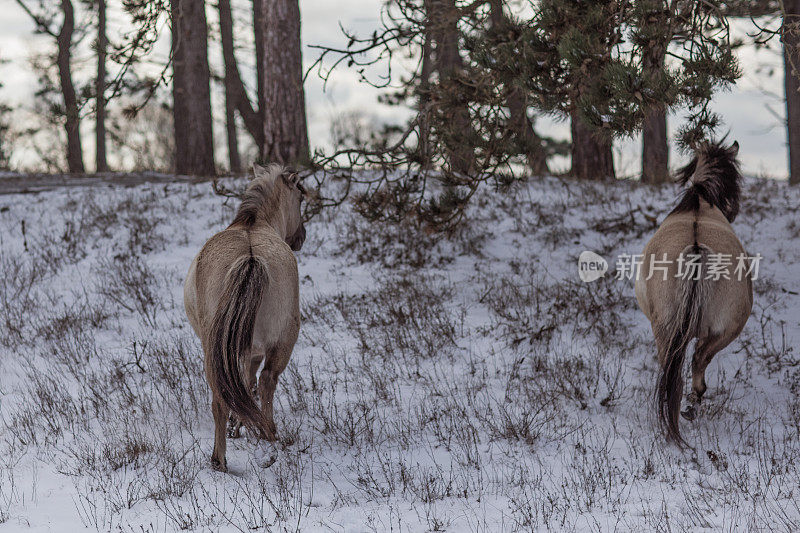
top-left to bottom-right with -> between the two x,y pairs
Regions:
0,174 -> 799,531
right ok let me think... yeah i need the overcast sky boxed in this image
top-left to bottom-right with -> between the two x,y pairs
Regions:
0,1 -> 789,178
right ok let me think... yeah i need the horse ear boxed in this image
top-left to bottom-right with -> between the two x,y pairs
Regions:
253,163 -> 280,185
281,171 -> 300,186
730,141 -> 739,157
252,163 -> 267,180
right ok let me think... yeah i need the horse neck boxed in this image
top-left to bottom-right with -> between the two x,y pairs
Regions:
696,196 -> 731,225
693,174 -> 739,222
256,205 -> 290,240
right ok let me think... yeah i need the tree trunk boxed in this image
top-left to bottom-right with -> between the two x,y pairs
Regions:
642,107 -> 668,183
95,0 -> 108,172
489,0 -> 548,176
224,88 -> 241,173
571,112 -> 614,181
641,43 -> 669,184
58,0 -> 84,173
508,94 -> 549,176
260,0 -> 309,164
427,0 -> 475,174
219,0 -> 264,150
171,0 -> 215,175
253,0 -> 266,157
784,0 -> 800,185
417,22 -> 433,169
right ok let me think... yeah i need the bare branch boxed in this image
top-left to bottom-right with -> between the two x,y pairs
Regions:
14,0 -> 57,37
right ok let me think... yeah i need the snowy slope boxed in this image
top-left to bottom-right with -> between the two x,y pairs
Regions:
0,175 -> 798,532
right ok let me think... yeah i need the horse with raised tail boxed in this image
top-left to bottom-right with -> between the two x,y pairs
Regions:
636,141 -> 753,445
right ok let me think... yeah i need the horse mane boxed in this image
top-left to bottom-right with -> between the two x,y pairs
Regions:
230,164 -> 286,228
669,141 -> 742,222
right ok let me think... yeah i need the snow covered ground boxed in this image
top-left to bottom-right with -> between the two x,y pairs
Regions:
0,174 -> 798,532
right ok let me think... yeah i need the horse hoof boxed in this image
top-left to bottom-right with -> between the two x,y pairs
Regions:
211,457 -> 228,473
681,407 -> 697,421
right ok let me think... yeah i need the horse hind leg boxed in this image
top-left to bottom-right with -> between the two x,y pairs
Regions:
258,339 -> 296,441
257,355 -> 279,441
682,333 -> 735,421
211,394 -> 230,472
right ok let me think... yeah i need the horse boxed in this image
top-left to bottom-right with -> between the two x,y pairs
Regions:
635,140 -> 753,445
183,164 -> 306,471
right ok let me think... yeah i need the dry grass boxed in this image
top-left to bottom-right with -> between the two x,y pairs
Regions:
0,176 -> 798,531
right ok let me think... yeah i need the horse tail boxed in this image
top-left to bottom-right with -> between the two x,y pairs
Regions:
656,243 -> 710,445
206,254 -> 270,435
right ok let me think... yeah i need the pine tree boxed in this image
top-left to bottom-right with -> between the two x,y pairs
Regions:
0,97 -> 11,170
488,0 -> 550,175
94,0 -> 109,172
170,0 -> 215,175
0,57 -> 11,170
218,0 -> 264,160
310,0 -> 739,227
710,1 -> 800,184
784,0 -> 800,184
260,0 -> 309,165
476,0 -> 740,180
309,0 -> 560,229
495,1 -> 625,180
15,0 -> 86,173
638,0 -> 672,184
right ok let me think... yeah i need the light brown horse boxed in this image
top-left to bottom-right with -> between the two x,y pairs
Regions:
635,141 -> 753,445
184,164 -> 306,471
